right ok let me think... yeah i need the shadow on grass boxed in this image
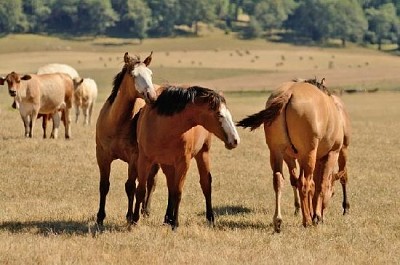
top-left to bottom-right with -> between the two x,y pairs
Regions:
213,205 -> 252,216
216,219 -> 271,230
0,220 -> 126,236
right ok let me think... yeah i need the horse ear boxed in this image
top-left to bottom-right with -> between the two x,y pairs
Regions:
143,51 -> 153,66
124,52 -> 130,64
0,77 -> 5,85
321,78 -> 326,86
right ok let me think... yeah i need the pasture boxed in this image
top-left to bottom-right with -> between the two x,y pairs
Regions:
0,34 -> 399,264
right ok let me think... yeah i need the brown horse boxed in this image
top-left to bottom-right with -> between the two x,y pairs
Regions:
95,52 -> 158,225
133,85 -> 240,229
237,78 -> 345,232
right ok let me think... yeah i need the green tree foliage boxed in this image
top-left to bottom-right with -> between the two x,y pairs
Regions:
113,0 -> 151,41
0,0 -> 27,33
252,0 -> 296,33
23,0 -> 52,32
241,16 -> 262,39
326,0 -> 368,47
366,3 -> 399,49
146,0 -> 180,36
76,0 -> 117,35
177,0 -> 218,35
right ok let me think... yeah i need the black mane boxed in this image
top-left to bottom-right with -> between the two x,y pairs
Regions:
153,86 -> 226,116
107,66 -> 127,104
107,54 -> 141,104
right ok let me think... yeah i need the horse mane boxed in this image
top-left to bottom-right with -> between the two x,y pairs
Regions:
294,77 -> 331,95
153,85 -> 226,116
107,54 -> 141,104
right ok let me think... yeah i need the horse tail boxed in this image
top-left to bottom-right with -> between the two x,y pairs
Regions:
237,89 -> 292,131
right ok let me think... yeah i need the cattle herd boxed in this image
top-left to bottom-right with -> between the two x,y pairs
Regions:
0,63 -> 98,138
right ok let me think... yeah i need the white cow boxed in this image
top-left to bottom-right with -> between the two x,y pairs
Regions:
72,77 -> 98,125
37,63 -> 79,79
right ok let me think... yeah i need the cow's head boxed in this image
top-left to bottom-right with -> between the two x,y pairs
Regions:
0,72 -> 31,97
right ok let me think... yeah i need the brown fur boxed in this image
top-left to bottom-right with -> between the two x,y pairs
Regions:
237,79 -> 347,231
0,72 -> 73,139
95,52 -> 157,225
133,85 -> 239,229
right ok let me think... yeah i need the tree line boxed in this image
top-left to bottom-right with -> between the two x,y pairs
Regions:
1,0 -> 400,49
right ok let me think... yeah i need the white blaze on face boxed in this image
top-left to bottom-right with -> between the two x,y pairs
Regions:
132,64 -> 156,102
219,104 -> 240,149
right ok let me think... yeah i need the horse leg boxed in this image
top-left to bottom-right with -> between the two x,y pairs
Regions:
96,149 -> 112,225
50,112 -> 60,139
125,162 -> 137,224
161,165 -> 176,226
313,150 -> 339,224
195,150 -> 214,226
338,146 -> 350,215
284,155 -> 300,215
133,155 -> 152,224
170,163 -> 189,230
298,150 -> 317,228
142,164 -> 160,217
270,150 -> 284,233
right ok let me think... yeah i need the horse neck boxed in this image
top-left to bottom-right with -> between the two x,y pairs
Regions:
108,73 -> 141,123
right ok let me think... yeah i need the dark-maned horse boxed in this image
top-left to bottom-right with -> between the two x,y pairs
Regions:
237,78 -> 346,232
133,85 -> 240,229
95,52 -> 158,225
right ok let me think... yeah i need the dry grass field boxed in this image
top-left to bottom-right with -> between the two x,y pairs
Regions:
0,34 -> 399,264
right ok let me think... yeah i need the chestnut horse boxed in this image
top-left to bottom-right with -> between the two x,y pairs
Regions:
133,86 -> 240,229
237,78 -> 345,232
95,52 -> 158,225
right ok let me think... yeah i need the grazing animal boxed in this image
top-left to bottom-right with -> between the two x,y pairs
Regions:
37,63 -> 79,79
72,77 -> 98,125
95,52 -> 158,225
133,85 -> 240,229
237,78 -> 345,232
0,72 -> 73,139
36,63 -> 80,137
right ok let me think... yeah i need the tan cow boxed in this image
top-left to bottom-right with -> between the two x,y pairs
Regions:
72,77 -> 98,125
0,72 -> 73,139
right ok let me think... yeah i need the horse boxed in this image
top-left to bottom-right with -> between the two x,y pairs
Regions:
0,72 -> 73,139
95,51 -> 158,225
133,85 -> 240,229
237,78 -> 345,232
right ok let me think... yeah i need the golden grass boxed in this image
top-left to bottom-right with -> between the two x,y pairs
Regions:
0,34 -> 400,264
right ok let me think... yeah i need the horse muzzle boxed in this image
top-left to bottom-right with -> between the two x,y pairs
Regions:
225,138 -> 239,150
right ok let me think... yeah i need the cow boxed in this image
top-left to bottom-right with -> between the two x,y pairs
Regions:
0,72 -> 73,139
72,77 -> 98,125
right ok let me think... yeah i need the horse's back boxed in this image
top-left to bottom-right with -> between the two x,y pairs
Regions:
286,83 -> 343,157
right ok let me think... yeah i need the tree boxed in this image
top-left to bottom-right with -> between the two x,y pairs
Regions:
177,0 -> 218,35
253,0 -> 296,33
146,0 -> 179,37
241,16 -> 262,39
22,0 -> 52,32
45,0 -> 79,33
116,0 -> 151,42
326,0 -> 368,47
366,3 -> 398,49
0,0 -> 27,33
76,0 -> 117,35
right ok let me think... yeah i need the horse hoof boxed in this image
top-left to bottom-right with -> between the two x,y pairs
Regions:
141,209 -> 150,218
274,218 -> 282,233
312,215 -> 322,225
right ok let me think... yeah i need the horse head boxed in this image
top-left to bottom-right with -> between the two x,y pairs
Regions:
124,52 -> 157,104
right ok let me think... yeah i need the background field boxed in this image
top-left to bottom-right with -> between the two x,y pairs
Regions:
0,34 -> 399,264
